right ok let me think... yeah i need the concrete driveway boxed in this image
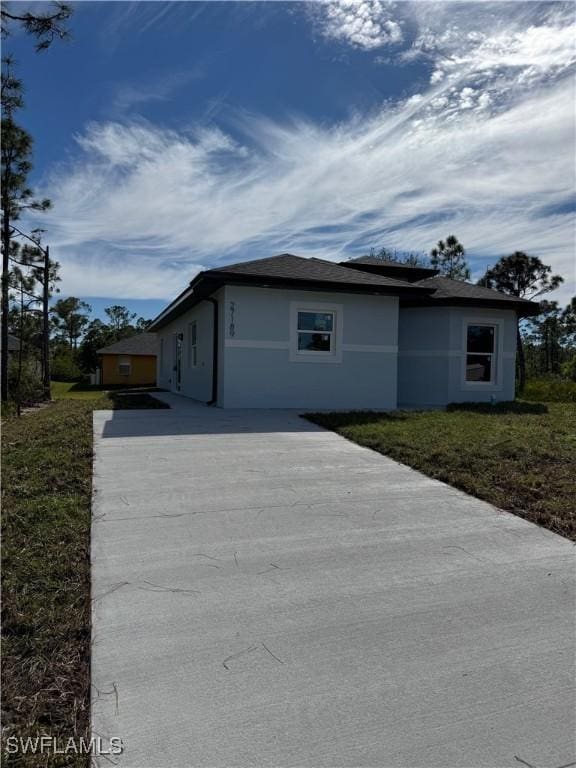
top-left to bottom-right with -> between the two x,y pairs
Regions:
92,394 -> 575,768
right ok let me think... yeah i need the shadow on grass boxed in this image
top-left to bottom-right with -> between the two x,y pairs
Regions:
107,391 -> 170,410
68,382 -> 162,393
305,410 -> 411,429
447,401 -> 548,415
306,400 -> 549,428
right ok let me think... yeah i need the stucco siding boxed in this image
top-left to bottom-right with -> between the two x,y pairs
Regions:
155,284 -> 517,410
156,300 -> 215,402
219,286 -> 398,409
398,306 -> 517,407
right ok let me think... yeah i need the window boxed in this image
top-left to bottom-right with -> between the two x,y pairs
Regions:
290,302 -> 343,363
296,311 -> 335,354
466,324 -> 496,383
189,321 -> 197,367
118,356 -> 131,377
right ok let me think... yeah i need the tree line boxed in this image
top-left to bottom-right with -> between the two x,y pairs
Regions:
50,300 -> 152,380
1,3 -> 72,409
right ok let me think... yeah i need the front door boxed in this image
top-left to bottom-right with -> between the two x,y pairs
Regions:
172,333 -> 183,392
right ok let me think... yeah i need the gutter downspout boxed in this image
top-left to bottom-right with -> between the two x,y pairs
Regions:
205,297 -> 219,405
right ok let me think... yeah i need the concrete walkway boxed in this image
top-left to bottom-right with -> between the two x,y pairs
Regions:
92,395 -> 575,768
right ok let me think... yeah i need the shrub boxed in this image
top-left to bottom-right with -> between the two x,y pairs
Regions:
7,358 -> 43,407
522,377 -> 576,403
51,351 -> 83,382
561,356 -> 576,382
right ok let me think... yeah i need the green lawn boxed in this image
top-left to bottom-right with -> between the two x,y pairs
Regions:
306,400 -> 576,541
51,381 -> 169,409
521,377 -> 576,403
1,389 -> 168,765
51,380 -> 103,400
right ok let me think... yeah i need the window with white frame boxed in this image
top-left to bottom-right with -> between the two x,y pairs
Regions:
465,324 -> 496,383
189,321 -> 198,367
296,310 -> 335,354
118,355 -> 131,376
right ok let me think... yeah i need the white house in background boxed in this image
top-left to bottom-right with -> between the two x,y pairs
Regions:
148,254 -> 539,410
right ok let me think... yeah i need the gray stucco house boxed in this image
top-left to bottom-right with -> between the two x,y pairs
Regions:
148,254 -> 538,409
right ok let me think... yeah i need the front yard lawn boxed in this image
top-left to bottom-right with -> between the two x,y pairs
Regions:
1,390 -> 168,765
306,401 -> 576,541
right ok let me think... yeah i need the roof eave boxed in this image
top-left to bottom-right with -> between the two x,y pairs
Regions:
206,271 -> 435,296
148,269 -> 436,331
148,273 -> 220,331
400,296 -> 540,316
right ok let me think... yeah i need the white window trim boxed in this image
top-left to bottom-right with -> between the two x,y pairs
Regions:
289,301 -> 343,363
461,318 -> 504,390
189,321 -> 198,368
118,355 -> 131,377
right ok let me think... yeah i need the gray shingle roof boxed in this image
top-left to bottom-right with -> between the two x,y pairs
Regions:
206,253 -> 426,290
346,255 -> 433,270
150,253 -> 541,330
415,276 -> 537,307
7,334 -> 20,352
97,333 -> 158,356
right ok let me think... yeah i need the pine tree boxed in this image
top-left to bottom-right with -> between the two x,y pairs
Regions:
478,251 -> 564,390
430,235 -> 470,280
1,57 -> 51,401
1,2 -> 72,51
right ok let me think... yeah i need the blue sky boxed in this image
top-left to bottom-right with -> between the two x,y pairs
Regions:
7,0 -> 576,322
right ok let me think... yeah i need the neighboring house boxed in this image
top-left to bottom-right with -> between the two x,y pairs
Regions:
148,254 -> 538,409
7,334 -> 20,356
97,333 -> 158,386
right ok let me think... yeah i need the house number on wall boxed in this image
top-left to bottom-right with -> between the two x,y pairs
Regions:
229,301 -> 236,338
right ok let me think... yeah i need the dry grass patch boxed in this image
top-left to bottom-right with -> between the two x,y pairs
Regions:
1,391 -> 169,766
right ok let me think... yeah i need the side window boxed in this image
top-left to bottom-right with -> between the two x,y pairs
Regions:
160,338 -> 164,372
466,324 -> 496,383
118,356 -> 131,376
189,321 -> 198,367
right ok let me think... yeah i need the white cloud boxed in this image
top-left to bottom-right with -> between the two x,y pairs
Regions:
29,2 -> 576,304
413,2 -> 576,99
310,0 -> 403,50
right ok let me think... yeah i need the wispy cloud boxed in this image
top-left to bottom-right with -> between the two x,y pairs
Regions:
34,2 -> 575,302
102,1 -> 201,43
112,68 -> 204,112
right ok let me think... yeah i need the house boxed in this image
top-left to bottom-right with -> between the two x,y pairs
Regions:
7,334 -> 20,356
148,254 -> 539,409
97,333 -> 158,387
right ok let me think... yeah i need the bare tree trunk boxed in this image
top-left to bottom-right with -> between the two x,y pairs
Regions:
1,198 -> 10,402
42,246 -> 51,400
17,281 -> 24,416
516,324 -> 526,392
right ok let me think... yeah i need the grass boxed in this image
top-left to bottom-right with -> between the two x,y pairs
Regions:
51,381 -> 103,400
1,387 -> 168,766
51,381 -> 164,401
521,377 -> 576,403
306,400 -> 576,541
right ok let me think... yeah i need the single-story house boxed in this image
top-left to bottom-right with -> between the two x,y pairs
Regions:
97,333 -> 158,387
7,334 -> 20,356
148,254 -> 539,410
